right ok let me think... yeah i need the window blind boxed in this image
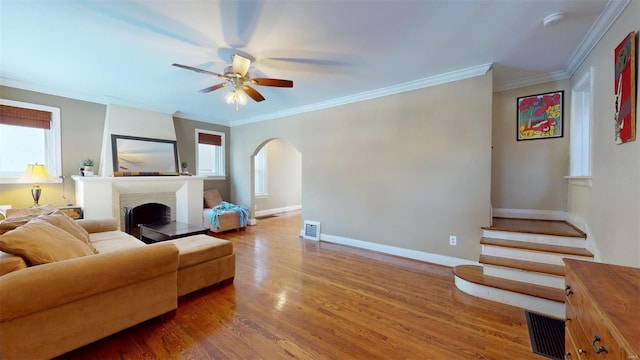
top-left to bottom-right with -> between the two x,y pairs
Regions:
0,105 -> 52,130
198,132 -> 222,146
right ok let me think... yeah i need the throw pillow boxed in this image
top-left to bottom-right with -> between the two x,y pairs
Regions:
0,216 -> 34,235
0,218 -> 94,265
38,213 -> 99,254
203,188 -> 223,208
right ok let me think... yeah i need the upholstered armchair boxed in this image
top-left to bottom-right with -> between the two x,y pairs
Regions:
202,189 -> 247,233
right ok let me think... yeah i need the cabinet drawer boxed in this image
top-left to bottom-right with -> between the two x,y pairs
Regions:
565,326 -> 586,359
565,275 -> 627,358
566,305 -> 590,358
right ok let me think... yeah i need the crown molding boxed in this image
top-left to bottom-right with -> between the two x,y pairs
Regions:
229,63 -> 493,127
564,0 -> 631,77
493,70 -> 570,92
493,0 -> 630,93
0,77 -> 107,105
172,110 -> 230,126
0,77 -> 202,123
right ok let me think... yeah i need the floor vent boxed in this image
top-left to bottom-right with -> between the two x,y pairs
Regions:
303,220 -> 321,240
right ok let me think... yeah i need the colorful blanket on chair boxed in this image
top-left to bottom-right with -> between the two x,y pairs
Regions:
207,201 -> 249,228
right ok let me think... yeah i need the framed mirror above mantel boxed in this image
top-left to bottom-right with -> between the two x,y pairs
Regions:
111,134 -> 179,174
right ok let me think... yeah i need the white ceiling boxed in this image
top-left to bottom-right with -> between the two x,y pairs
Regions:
0,0 -> 628,126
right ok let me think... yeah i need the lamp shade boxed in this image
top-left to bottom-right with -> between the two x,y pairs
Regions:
19,163 -> 53,183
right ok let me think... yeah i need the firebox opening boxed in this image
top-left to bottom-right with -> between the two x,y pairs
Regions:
124,203 -> 171,239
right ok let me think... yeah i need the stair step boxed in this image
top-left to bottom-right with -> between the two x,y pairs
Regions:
483,217 -> 586,238
481,237 -> 593,257
479,255 -> 565,276
453,265 -> 565,303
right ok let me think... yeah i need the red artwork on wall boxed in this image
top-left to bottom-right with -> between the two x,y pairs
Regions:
614,31 -> 636,144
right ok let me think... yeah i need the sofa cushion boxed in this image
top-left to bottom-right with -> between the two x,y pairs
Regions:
76,218 -> 119,234
0,251 -> 27,276
0,216 -> 33,235
5,204 -> 57,218
203,188 -> 223,208
167,234 -> 233,268
0,205 -> 61,235
0,218 -> 94,265
38,213 -> 98,254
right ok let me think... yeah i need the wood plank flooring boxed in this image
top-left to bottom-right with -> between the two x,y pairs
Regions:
57,211 -> 546,359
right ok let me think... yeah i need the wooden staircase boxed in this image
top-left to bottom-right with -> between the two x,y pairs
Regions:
453,217 -> 591,318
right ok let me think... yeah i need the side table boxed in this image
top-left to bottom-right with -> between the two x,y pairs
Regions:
58,206 -> 83,219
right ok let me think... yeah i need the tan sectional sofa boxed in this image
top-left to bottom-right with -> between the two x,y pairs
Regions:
0,206 -> 235,360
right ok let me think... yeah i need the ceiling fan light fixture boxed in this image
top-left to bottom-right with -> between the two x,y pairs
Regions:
232,54 -> 251,77
225,89 -> 248,111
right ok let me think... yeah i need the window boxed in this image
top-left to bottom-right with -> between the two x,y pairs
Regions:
0,99 -> 61,183
254,146 -> 267,196
196,129 -> 225,177
570,69 -> 593,177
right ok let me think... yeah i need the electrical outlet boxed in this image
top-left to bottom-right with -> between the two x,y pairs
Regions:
449,235 -> 457,246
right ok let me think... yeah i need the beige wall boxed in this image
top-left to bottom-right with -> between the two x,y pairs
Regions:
492,81 -> 571,211
173,117 -> 231,201
569,0 -> 639,267
231,72 -> 493,261
0,86 -> 106,208
0,86 -> 231,209
254,139 -> 302,212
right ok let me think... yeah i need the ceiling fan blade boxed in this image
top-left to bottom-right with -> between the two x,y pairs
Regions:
251,78 -> 293,87
172,63 -> 221,77
232,54 -> 251,76
243,85 -> 265,102
199,82 -> 229,93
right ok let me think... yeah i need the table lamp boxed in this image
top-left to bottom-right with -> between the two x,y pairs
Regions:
19,163 -> 53,207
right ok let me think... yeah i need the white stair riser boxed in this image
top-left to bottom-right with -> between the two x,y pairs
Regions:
482,245 -> 593,266
483,265 -> 565,289
482,229 -> 585,248
454,276 -> 565,318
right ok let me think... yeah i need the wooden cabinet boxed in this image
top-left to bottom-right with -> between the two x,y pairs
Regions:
563,258 -> 639,359
57,206 -> 83,220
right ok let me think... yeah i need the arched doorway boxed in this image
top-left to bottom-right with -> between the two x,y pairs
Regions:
250,138 -> 302,221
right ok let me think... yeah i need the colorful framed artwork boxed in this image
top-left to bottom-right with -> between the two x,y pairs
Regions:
517,90 -> 564,141
614,31 -> 636,144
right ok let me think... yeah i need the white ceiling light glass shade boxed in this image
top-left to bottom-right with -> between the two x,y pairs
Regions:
232,54 -> 251,77
225,90 -> 248,111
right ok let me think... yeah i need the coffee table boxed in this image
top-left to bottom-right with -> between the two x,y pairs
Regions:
139,221 -> 209,244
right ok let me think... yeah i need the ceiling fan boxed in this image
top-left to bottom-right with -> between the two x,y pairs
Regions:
172,54 -> 293,110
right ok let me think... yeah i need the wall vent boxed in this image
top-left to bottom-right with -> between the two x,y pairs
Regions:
303,220 -> 321,241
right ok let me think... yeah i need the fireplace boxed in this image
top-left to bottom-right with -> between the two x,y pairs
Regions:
72,176 -> 205,228
124,203 -> 171,238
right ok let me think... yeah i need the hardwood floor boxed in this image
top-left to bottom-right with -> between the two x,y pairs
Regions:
58,211 -> 545,359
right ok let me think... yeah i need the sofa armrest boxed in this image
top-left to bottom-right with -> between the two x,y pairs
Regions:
0,242 -> 179,322
75,218 -> 119,233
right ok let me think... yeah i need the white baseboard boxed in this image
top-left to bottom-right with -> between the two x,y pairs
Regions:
492,208 -> 567,221
255,204 -> 301,217
299,232 -> 478,268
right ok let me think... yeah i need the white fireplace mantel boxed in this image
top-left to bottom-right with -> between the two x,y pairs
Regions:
72,175 -> 205,227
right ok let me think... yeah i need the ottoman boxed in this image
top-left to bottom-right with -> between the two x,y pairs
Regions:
167,234 -> 235,296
